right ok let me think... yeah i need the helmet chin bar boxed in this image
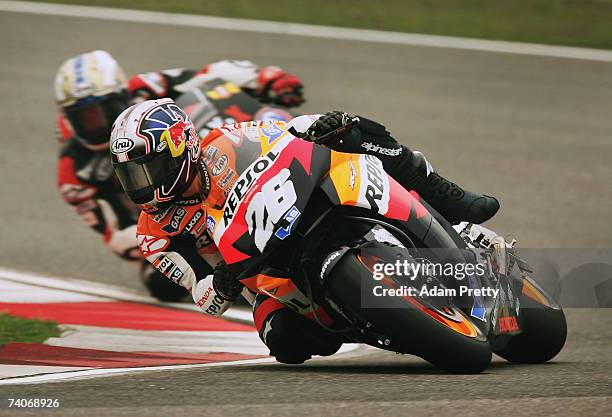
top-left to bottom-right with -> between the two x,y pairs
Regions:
159,158 -> 188,198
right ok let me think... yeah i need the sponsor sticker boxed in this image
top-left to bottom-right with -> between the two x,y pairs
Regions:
156,255 -> 176,274
174,197 -> 201,206
218,168 -> 235,190
168,265 -> 185,284
204,146 -> 219,164
349,159 -> 357,190
260,123 -> 284,141
362,155 -> 388,212
138,235 -> 170,256
160,120 -> 188,157
498,316 -> 519,332
212,154 -> 229,176
110,137 -> 134,154
223,148 -> 281,226
196,286 -> 214,307
152,206 -> 172,223
320,250 -> 342,280
185,210 -> 204,233
195,221 -> 206,235
161,207 -> 187,234
360,142 -> 403,157
156,140 -> 168,152
206,213 -> 217,233
470,305 -> 487,322
154,255 -> 184,284
274,206 -> 301,240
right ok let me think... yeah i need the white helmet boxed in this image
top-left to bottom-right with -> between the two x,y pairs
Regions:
54,50 -> 128,150
110,99 -> 201,214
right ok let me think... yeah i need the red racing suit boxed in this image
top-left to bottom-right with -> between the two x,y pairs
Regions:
57,60 -> 301,263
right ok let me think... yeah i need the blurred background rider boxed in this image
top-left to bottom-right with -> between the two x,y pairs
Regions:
54,50 -> 305,300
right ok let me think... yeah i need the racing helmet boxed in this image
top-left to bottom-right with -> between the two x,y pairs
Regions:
55,50 -> 128,150
110,99 -> 201,214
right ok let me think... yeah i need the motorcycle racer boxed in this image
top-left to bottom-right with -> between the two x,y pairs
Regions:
54,50 -> 304,301
110,99 -> 499,363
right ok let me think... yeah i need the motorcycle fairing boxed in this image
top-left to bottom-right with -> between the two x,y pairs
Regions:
205,130 -> 331,266
205,131 -> 443,269
320,151 -> 448,246
241,270 -> 334,323
321,152 -> 429,221
201,124 -> 476,322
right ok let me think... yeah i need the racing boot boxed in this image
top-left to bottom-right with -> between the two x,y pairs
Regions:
307,112 -> 499,225
389,148 -> 499,225
254,295 -> 342,364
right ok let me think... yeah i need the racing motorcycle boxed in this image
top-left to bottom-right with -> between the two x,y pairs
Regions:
178,86 -> 566,373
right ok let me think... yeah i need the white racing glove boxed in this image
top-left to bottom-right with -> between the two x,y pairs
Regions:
192,262 -> 243,316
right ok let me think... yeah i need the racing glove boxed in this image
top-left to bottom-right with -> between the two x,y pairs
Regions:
308,111 -> 405,167
192,261 -> 243,317
211,261 -> 244,301
257,66 -> 304,107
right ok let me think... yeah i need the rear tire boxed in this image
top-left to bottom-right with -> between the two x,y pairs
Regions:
326,250 -> 492,374
495,299 -> 567,364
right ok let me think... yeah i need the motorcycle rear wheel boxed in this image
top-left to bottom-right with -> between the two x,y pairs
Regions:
494,282 -> 567,364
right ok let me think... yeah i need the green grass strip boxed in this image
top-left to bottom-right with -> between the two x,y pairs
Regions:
23,0 -> 612,50
0,313 -> 61,347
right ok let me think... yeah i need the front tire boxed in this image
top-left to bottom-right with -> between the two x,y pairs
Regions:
325,249 -> 492,374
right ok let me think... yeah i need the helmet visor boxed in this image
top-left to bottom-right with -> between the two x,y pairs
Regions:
65,93 -> 127,145
114,151 -> 184,198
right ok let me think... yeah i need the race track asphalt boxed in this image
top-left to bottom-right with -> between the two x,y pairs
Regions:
0,9 -> 610,417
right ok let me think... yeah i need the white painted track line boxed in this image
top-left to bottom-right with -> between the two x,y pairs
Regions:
1,1 -> 612,62
0,277 -> 105,302
0,357 -> 276,385
0,365 -> 92,379
46,326 -> 269,355
0,267 -> 253,323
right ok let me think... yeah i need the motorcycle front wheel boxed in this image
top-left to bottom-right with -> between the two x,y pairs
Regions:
324,245 -> 492,374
